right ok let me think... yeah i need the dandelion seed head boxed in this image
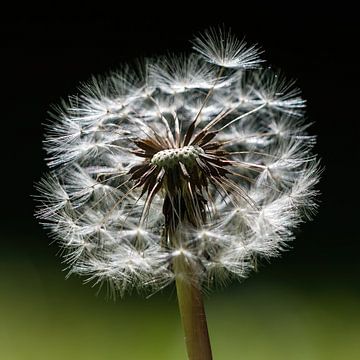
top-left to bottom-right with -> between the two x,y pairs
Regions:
36,28 -> 320,297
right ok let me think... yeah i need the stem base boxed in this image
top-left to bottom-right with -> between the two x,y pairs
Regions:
174,256 -> 213,360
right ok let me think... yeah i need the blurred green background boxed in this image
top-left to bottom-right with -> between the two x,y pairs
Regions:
1,242 -> 359,359
1,7 -> 359,360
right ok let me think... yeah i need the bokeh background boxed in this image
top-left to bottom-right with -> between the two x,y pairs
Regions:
1,5 -> 359,359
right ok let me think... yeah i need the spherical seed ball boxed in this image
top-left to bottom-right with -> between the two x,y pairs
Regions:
35,27 -> 320,297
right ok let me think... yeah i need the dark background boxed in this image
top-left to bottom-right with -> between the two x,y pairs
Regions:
1,6 -> 359,359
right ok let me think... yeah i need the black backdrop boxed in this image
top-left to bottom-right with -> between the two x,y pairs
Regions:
1,7 -> 358,289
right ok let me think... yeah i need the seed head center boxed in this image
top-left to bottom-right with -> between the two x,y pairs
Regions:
151,145 -> 204,168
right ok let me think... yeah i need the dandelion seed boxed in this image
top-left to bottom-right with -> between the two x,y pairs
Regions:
36,28 -> 320,360
192,27 -> 263,69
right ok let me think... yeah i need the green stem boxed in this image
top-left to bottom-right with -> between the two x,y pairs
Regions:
174,256 -> 213,360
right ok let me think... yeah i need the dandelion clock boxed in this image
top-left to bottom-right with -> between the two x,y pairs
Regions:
36,28 -> 320,359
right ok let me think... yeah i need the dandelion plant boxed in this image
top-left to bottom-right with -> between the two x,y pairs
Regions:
36,28 -> 320,359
